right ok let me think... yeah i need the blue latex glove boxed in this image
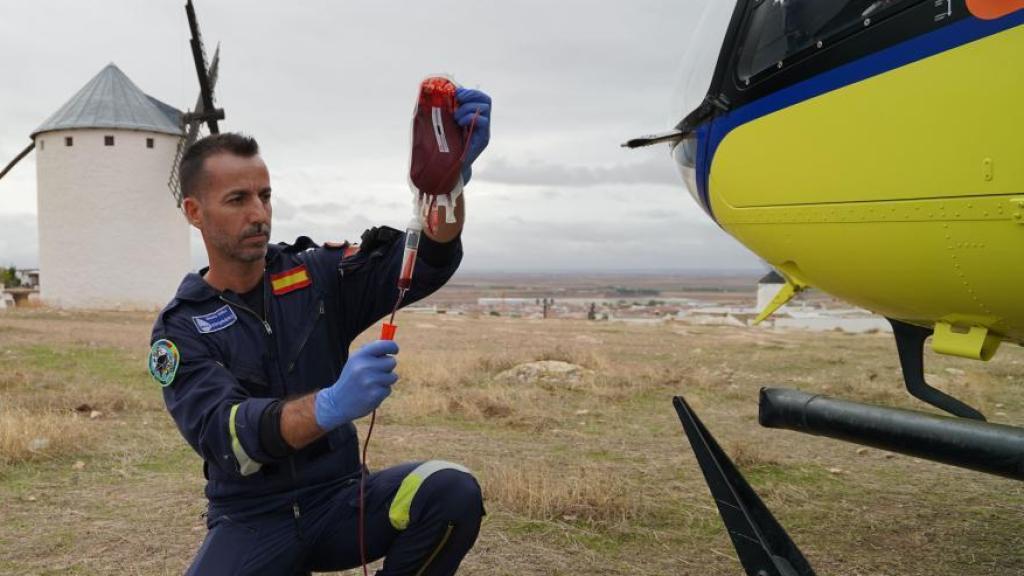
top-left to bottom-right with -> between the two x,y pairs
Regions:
314,340 -> 399,430
455,87 -> 491,184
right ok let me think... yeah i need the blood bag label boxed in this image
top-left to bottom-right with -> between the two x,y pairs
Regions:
431,107 -> 450,153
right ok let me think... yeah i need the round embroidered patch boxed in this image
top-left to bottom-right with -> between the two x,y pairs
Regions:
149,339 -> 180,387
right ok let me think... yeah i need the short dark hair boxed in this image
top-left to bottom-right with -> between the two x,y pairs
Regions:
179,132 -> 260,199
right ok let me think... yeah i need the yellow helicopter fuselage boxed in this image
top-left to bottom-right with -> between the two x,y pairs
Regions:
689,4 -> 1024,359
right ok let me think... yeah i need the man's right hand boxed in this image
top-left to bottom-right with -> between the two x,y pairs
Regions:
314,340 -> 399,430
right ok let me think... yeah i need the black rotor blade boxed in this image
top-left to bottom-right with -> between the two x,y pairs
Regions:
0,143 -> 35,182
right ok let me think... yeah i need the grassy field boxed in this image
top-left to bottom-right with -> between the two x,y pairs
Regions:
1,308 -> 1022,575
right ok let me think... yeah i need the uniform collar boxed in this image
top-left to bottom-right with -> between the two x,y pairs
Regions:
174,243 -> 285,303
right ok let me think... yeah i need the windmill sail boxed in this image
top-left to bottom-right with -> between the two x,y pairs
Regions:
169,0 -> 224,207
168,45 -> 221,206
0,143 -> 36,183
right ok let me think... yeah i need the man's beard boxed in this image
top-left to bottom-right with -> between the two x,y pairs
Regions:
212,223 -> 271,263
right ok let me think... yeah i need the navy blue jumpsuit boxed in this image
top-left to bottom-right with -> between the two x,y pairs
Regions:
149,229 -> 483,575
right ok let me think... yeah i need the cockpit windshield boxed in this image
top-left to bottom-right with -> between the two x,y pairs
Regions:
737,0 -> 916,84
671,1 -> 740,126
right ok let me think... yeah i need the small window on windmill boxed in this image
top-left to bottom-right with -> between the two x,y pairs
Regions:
146,138 -> 154,149
39,140 -> 45,151
105,135 -> 115,146
65,136 -> 73,147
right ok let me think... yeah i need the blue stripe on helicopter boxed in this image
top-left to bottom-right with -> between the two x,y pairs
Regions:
697,10 -> 1024,221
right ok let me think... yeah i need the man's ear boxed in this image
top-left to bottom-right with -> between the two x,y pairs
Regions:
182,196 -> 202,230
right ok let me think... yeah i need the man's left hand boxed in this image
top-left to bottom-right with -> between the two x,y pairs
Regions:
455,87 -> 491,184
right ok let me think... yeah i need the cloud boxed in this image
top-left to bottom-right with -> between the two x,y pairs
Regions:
2,1 -> 739,275
298,201 -> 354,215
461,213 -> 759,272
272,197 -> 298,221
630,208 -> 686,221
477,155 -> 679,188
0,214 -> 39,268
458,181 -> 761,272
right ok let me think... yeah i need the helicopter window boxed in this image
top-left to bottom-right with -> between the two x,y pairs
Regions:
737,0 -> 916,84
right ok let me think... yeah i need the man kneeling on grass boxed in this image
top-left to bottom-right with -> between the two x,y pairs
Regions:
147,88 -> 491,576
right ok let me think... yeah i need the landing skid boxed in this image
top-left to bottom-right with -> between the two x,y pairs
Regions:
888,319 -> 986,420
675,389 -> 1023,576
673,396 -> 816,576
673,319 -> 1019,572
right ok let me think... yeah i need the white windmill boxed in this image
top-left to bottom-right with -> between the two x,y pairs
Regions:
0,0 -> 223,310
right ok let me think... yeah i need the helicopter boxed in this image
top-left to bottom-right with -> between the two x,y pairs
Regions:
627,1 -> 1023,574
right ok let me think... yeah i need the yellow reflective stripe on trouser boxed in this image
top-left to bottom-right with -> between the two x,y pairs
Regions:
228,404 -> 262,476
389,460 -> 471,530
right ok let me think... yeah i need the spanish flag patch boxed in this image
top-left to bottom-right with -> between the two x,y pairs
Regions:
271,265 -> 312,296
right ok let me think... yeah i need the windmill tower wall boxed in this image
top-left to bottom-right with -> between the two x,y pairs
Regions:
29,64 -> 192,310
34,129 -> 189,309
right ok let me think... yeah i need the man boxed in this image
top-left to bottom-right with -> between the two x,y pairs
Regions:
149,88 -> 491,575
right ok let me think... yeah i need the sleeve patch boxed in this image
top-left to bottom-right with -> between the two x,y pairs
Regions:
148,339 -> 180,387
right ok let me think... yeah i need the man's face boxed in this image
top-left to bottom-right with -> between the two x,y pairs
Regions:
184,153 -> 272,264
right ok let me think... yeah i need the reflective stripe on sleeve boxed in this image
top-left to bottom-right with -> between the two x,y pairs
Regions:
389,460 -> 471,530
228,404 -> 262,476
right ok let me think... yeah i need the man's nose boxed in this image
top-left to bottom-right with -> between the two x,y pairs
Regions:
248,197 -> 270,224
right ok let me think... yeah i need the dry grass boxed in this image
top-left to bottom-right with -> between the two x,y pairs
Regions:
0,406 -> 93,466
479,462 -> 639,524
1,309 -> 1023,575
0,335 -> 155,473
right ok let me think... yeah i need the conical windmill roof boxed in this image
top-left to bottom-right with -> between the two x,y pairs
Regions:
32,63 -> 183,138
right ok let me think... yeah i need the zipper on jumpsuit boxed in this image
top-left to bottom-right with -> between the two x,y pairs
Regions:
288,299 -> 325,373
219,272 -> 305,540
219,293 -> 273,336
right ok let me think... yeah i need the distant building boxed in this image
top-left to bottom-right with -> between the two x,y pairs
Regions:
30,64 -> 189,309
774,314 -> 891,333
477,298 -> 536,306
15,269 -> 39,288
756,270 -> 786,312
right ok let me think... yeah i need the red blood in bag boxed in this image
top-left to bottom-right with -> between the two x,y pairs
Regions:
410,77 -> 466,202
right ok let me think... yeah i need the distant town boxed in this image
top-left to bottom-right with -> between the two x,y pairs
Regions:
1,266 -> 891,333
400,271 -> 891,334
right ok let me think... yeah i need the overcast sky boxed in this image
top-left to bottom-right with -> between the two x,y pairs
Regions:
0,0 -> 762,273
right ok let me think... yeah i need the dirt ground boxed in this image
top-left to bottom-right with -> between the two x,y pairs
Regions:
1,308 -> 1022,575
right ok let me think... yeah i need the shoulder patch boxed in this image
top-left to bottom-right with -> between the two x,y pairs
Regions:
271,264 -> 312,296
192,305 -> 238,334
148,339 -> 180,387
